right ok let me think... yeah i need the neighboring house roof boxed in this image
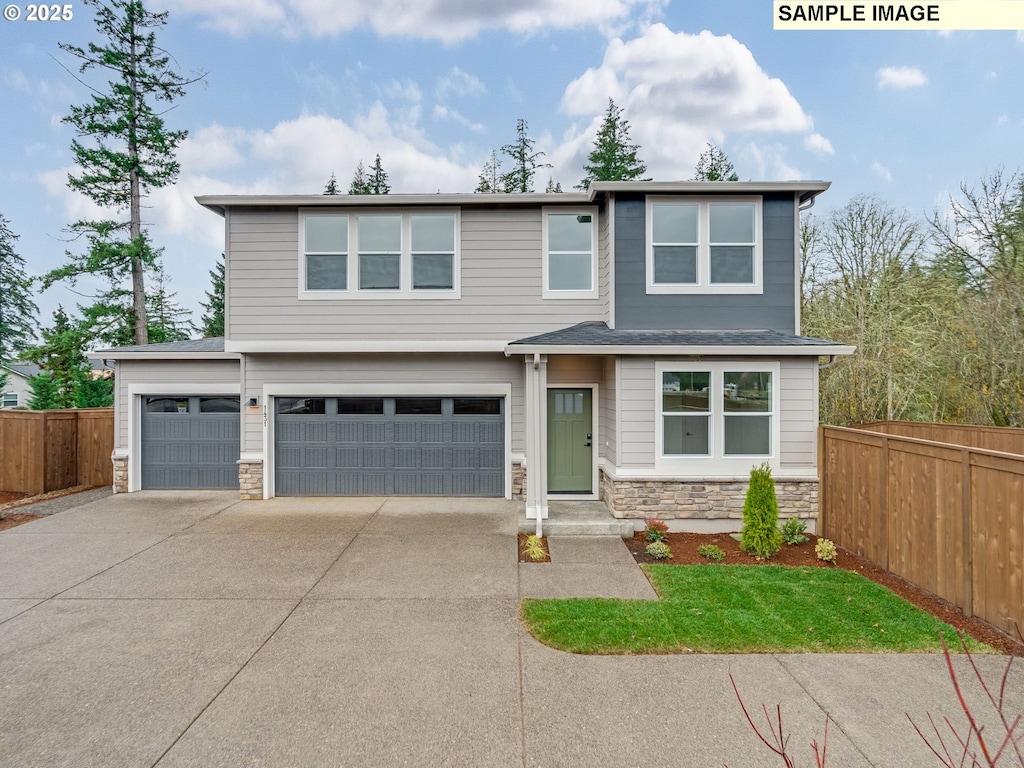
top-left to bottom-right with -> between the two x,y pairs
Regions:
93,337 -> 239,361
507,322 -> 856,357
195,180 -> 831,216
2,362 -> 40,379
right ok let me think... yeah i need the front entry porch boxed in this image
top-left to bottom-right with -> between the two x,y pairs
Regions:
517,500 -> 634,538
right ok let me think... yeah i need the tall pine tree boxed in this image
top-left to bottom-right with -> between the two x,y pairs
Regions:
46,0 -> 204,345
0,214 -> 38,366
200,256 -> 225,338
501,119 -> 550,193
368,154 -> 391,194
475,150 -> 503,193
692,143 -> 739,181
349,161 -> 371,194
576,99 -> 647,191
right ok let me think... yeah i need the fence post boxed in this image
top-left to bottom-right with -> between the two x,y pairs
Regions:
881,433 -> 889,572
817,425 -> 826,536
961,447 -> 973,618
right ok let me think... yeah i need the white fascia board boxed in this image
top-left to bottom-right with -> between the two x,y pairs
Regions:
196,192 -> 590,213
225,339 -> 509,353
93,351 -> 241,361
505,344 -> 857,357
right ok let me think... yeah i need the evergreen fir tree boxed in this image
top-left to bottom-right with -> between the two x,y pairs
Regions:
576,99 -> 647,191
200,256 -> 225,338
349,161 -> 372,194
324,172 -> 340,195
692,143 -> 740,181
501,119 -> 550,193
368,154 -> 391,195
475,150 -> 503,193
47,0 -> 204,345
25,307 -> 90,409
0,213 -> 39,365
28,372 -> 61,411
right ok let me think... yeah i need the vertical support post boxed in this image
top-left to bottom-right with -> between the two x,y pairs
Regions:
961,447 -> 973,618
881,433 -> 889,572
537,354 -> 548,526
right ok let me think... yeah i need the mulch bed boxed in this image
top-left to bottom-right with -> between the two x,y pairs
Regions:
626,531 -> 1024,657
0,513 -> 43,532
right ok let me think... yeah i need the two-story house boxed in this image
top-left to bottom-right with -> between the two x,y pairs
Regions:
101,181 -> 852,527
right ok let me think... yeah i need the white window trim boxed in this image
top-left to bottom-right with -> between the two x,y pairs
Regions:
646,196 -> 763,295
542,206 -> 599,300
298,208 -> 461,300
654,360 -> 780,475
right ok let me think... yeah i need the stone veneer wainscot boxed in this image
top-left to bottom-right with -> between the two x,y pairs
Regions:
238,460 -> 263,501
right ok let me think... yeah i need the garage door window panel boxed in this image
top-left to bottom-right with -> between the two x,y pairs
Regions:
146,397 -> 189,414
278,397 -> 327,415
395,398 -> 443,415
339,397 -> 385,415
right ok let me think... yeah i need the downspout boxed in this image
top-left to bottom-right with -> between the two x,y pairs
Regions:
819,355 -> 837,370
533,353 -> 542,538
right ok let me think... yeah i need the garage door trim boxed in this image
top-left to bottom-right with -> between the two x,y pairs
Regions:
262,382 -> 513,499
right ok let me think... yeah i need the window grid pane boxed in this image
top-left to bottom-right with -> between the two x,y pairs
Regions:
547,213 -> 593,292
412,253 -> 454,290
305,216 -> 348,253
306,254 -> 348,290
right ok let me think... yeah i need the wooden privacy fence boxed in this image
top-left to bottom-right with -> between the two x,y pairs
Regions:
0,408 -> 114,496
819,424 -> 1024,636
858,420 -> 1024,457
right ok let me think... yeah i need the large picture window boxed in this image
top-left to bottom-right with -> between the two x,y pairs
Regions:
647,198 -> 762,294
657,363 -> 776,465
543,208 -> 598,298
299,210 -> 458,298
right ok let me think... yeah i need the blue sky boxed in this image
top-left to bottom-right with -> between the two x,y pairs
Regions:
1,0 -> 1022,331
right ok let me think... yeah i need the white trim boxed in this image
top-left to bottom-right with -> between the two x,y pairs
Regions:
545,382 -> 600,501
95,351 -> 241,360
542,206 -> 599,300
127,382 -> 242,493
606,194 -> 616,329
645,196 -> 763,295
228,339 -> 509,353
506,343 -> 856,357
598,458 -> 818,482
297,208 -> 462,300
794,191 -> 802,336
261,382 -> 513,501
654,361 -> 781,475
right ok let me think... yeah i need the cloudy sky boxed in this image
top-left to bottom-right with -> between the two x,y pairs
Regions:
2,0 -> 1022,331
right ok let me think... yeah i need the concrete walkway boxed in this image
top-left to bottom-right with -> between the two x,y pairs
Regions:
0,491 -> 1019,767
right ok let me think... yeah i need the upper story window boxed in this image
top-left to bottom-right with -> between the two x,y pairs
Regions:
300,210 -> 458,298
543,208 -> 598,300
646,197 -> 762,295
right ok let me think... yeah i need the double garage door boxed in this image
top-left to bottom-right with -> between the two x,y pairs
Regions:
141,396 -> 241,489
275,396 -> 504,497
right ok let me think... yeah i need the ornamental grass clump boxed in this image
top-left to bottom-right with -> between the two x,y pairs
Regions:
740,462 -> 782,559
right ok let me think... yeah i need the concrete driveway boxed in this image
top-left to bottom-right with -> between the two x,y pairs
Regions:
0,491 -> 1020,767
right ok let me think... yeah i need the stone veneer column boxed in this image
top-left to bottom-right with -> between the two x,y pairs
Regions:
511,462 -> 527,500
112,456 -> 129,493
237,460 -> 264,500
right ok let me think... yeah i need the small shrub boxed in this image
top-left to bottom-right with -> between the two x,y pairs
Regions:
522,534 -> 548,562
645,541 -> 673,560
779,517 -> 809,545
815,538 -> 838,564
644,518 -> 669,542
697,544 -> 725,562
740,462 -> 782,559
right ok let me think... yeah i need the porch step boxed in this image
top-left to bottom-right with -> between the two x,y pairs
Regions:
518,501 -> 635,539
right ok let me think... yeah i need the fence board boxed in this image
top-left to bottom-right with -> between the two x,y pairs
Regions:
0,409 -> 113,495
820,424 -> 1024,636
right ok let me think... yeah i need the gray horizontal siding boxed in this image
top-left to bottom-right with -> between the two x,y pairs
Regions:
115,359 -> 241,450
227,207 -> 607,342
243,353 -> 524,456
779,357 -> 818,467
619,357 -> 656,467
601,357 -> 617,465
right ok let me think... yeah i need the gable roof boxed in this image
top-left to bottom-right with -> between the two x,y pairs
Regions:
507,322 -> 855,357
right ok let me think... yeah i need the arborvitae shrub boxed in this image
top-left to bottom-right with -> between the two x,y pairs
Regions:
740,462 -> 782,559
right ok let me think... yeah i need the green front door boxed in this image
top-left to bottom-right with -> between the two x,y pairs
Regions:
547,388 -> 593,493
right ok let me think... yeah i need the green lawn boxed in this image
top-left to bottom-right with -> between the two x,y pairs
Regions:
521,564 -> 986,654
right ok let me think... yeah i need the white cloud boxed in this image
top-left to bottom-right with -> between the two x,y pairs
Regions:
804,132 -> 835,156
436,67 -> 486,100
560,24 -> 813,179
876,66 -> 927,90
872,162 -> 893,184
169,0 -> 663,42
433,105 -> 485,133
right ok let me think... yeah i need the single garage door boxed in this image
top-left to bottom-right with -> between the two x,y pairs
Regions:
141,396 -> 240,489
275,396 -> 504,496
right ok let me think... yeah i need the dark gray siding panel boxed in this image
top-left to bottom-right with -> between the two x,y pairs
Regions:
614,193 -> 797,333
